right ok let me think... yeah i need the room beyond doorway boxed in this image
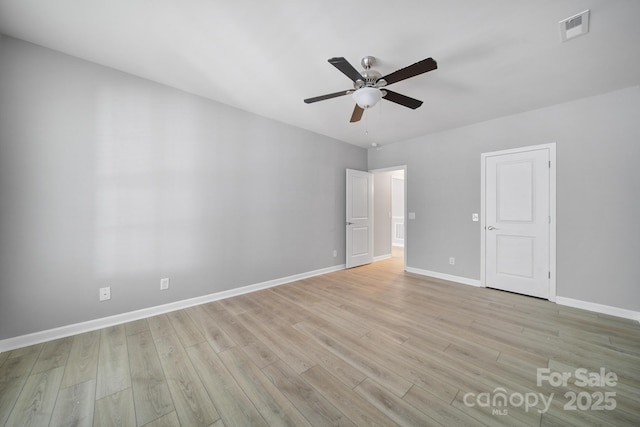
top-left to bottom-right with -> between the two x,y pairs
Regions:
371,166 -> 407,270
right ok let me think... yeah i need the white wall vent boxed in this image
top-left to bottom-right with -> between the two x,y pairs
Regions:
559,10 -> 590,42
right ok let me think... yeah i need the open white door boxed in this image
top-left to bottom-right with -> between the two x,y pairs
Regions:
346,169 -> 373,268
482,145 -> 554,299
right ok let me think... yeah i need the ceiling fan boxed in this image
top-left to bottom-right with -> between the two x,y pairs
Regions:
304,56 -> 437,122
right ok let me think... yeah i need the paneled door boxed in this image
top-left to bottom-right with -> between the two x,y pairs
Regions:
483,146 -> 553,299
346,169 -> 373,268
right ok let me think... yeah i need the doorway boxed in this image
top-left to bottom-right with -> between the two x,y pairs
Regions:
371,166 -> 407,269
481,144 -> 556,300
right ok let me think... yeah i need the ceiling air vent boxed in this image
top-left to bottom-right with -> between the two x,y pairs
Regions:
559,10 -> 590,42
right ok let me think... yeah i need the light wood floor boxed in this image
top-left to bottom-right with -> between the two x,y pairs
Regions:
1,250 -> 639,426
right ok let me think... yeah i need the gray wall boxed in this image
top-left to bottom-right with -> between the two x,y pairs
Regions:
0,37 -> 366,340
369,85 -> 640,312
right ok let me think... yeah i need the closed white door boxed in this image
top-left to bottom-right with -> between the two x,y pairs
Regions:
484,147 -> 551,299
346,169 -> 373,268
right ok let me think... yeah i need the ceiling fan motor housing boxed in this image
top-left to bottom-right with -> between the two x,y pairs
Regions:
354,56 -> 386,89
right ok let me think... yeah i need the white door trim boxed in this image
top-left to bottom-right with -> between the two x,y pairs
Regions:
480,143 -> 556,301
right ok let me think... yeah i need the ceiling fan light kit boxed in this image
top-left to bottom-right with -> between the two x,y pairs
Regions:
304,55 -> 437,122
353,87 -> 382,109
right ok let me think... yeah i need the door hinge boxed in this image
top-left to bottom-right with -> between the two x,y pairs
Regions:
549,271 -> 551,279
549,160 -> 551,168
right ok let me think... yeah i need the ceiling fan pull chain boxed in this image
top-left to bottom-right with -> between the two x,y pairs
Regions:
365,106 -> 370,136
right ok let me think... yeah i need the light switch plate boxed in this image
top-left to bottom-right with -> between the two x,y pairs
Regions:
472,213 -> 479,222
408,212 -> 416,220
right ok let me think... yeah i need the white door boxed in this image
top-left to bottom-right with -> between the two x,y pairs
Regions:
346,169 -> 373,268
483,146 -> 552,299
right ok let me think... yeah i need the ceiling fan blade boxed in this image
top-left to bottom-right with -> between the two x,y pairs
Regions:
350,105 -> 364,122
383,90 -> 423,109
304,90 -> 352,104
380,57 -> 437,86
329,57 -> 365,83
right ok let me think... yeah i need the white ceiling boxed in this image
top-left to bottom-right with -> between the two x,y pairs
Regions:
1,0 -> 639,148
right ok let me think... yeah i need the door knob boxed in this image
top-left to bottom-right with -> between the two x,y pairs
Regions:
487,225 -> 499,230
346,221 -> 354,226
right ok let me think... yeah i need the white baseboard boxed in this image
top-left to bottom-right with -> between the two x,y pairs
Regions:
404,269 -> 638,322
0,264 -> 346,353
405,267 -> 481,287
556,296 -> 640,322
373,254 -> 392,262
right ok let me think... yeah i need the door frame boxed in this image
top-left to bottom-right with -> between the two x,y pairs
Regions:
370,165 -> 408,269
480,143 -> 557,301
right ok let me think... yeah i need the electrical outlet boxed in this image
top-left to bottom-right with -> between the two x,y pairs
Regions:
160,278 -> 170,290
333,249 -> 337,257
99,286 -> 111,301
449,257 -> 455,265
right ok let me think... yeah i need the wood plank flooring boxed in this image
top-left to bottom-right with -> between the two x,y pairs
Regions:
1,249 -> 639,426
